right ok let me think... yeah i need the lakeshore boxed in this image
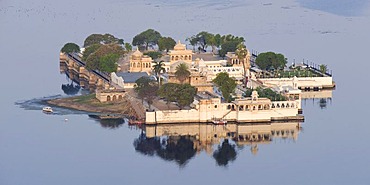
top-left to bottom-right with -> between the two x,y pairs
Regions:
46,94 -> 137,118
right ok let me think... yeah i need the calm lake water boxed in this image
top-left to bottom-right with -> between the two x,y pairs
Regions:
1,0 -> 370,184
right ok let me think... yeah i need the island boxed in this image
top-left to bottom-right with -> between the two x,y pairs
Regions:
53,30 -> 335,124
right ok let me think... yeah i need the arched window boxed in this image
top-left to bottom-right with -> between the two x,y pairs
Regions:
227,105 -> 231,110
107,95 -> 111,101
118,95 -> 123,100
172,56 -> 175,60
239,105 -> 244,111
113,95 -> 117,101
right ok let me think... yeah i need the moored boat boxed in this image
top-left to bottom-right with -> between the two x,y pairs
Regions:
42,106 -> 53,113
128,119 -> 144,125
211,118 -> 227,125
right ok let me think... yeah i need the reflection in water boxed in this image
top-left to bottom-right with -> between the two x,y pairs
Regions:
61,83 -> 80,95
60,62 -> 91,92
134,134 -> 196,167
88,115 -> 125,129
135,122 -> 301,167
301,90 -> 333,109
213,139 -> 237,166
319,98 -> 327,109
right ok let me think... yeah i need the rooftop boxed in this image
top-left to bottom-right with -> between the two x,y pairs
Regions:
193,53 -> 223,61
196,91 -> 219,100
116,72 -> 149,83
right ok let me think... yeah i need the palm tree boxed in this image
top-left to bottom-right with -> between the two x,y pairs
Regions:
236,43 -> 249,86
152,60 -> 166,85
319,64 -> 327,75
175,63 -> 191,84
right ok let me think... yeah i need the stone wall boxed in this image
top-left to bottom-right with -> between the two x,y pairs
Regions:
96,90 -> 125,102
259,76 -> 334,89
145,100 -> 300,124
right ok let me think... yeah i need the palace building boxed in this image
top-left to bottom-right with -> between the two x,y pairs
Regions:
129,48 -> 153,73
168,40 -> 193,65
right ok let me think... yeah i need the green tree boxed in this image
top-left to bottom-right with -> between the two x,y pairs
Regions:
319,64 -> 327,74
175,63 -> 191,84
124,43 -> 132,51
244,87 -> 286,101
144,51 -> 162,60
158,83 -> 179,108
177,84 -> 196,109
158,37 -> 176,52
212,34 -> 222,53
99,53 -> 119,73
82,44 -> 102,61
61,42 -> 80,53
132,29 -> 162,50
235,43 -> 249,85
194,31 -> 214,52
84,33 -> 123,48
158,83 -> 196,109
186,35 -> 198,51
218,34 -> 245,57
85,52 -> 100,70
85,44 -> 124,72
219,40 -> 240,58
213,72 -> 237,102
256,52 -> 287,71
220,34 -> 245,45
152,60 -> 166,85
134,76 -> 158,109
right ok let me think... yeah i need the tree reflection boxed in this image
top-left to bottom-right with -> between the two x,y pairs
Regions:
319,98 -> 327,109
134,133 -> 161,156
157,136 -> 196,166
99,119 -> 124,129
88,115 -> 125,129
61,82 -> 80,95
133,134 -> 196,166
213,139 -> 237,166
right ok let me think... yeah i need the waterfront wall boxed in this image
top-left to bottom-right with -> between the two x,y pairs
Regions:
145,100 -> 301,124
259,76 -> 334,89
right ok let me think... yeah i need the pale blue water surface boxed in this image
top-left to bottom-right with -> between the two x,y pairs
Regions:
1,0 -> 370,184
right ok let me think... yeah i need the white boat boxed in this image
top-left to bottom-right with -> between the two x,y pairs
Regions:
42,107 -> 53,113
211,118 -> 227,125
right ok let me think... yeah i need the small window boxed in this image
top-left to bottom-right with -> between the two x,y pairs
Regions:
214,105 -> 218,109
